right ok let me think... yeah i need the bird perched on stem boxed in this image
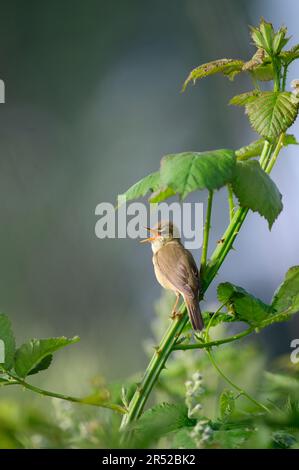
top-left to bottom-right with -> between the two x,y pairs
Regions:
140,221 -> 204,331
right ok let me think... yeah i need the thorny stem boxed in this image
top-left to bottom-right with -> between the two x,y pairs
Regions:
282,64 -> 288,92
265,133 -> 285,174
203,303 -> 268,413
227,185 -> 235,222
5,372 -> 125,414
200,190 -> 213,271
203,301 -> 227,343
259,140 -> 272,169
173,327 -> 254,351
202,205 -> 248,291
272,56 -> 281,92
205,348 -> 271,413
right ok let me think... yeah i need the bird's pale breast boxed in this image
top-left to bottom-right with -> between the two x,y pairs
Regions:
152,254 -> 177,291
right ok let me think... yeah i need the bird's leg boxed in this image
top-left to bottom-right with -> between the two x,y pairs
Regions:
170,292 -> 181,319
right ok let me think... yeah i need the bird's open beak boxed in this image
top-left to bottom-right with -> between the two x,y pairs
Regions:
140,227 -> 159,243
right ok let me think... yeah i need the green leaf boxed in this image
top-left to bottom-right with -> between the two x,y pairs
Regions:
250,19 -> 289,56
217,282 -> 272,326
148,186 -> 176,203
119,172 -> 175,205
131,403 -> 194,448
264,372 -> 299,394
160,149 -> 236,199
0,375 -> 10,385
242,49 -> 274,81
255,266 -> 299,328
236,134 -> 298,161
245,91 -> 299,139
14,336 -> 80,378
119,171 -> 160,204
73,390 -> 125,413
272,266 -> 299,316
250,21 -> 274,54
283,134 -> 299,146
220,389 -> 235,420
27,354 -> 52,376
272,431 -> 297,449
171,427 -> 196,449
202,311 -> 234,326
280,44 -> 299,65
229,90 -> 261,107
182,59 -> 244,91
251,63 -> 275,81
235,139 -> 265,160
0,314 -> 16,371
232,160 -> 283,229
213,427 -> 253,449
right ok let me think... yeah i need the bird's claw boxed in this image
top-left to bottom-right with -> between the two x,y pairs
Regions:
170,311 -> 182,320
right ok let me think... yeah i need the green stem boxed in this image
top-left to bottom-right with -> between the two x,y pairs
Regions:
204,301 -> 227,342
203,206 -> 248,290
200,190 -> 214,270
206,348 -> 270,413
120,134 -> 285,431
120,313 -> 189,429
282,64 -> 288,92
265,133 -> 285,174
173,327 -> 254,350
6,372 -> 125,414
259,139 -> 272,169
227,185 -> 235,221
272,56 -> 281,92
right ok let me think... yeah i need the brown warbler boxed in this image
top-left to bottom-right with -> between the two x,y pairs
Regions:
141,221 -> 204,331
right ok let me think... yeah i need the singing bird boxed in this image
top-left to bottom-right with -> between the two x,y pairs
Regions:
141,221 -> 204,331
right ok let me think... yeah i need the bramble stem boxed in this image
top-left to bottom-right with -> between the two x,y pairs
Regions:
202,205 -> 248,290
200,190 -> 213,270
265,133 -> 285,174
227,185 -> 235,221
272,56 -> 281,92
120,312 -> 189,428
206,348 -> 271,413
282,65 -> 288,91
259,140 -> 272,169
203,305 -> 268,413
6,372 -> 125,414
173,327 -> 254,350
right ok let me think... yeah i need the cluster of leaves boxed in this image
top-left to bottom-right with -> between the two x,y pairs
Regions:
0,315 -> 78,378
182,19 -> 298,88
217,265 -> 299,328
120,19 -> 299,230
116,266 -> 299,448
118,291 -> 299,449
0,315 -> 124,413
121,144 -> 289,229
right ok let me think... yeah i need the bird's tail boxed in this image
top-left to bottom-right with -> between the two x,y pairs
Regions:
184,296 -> 204,331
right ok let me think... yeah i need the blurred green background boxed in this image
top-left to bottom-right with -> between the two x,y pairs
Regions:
0,0 -> 299,446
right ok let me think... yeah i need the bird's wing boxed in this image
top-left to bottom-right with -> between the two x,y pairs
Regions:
154,241 -> 200,298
